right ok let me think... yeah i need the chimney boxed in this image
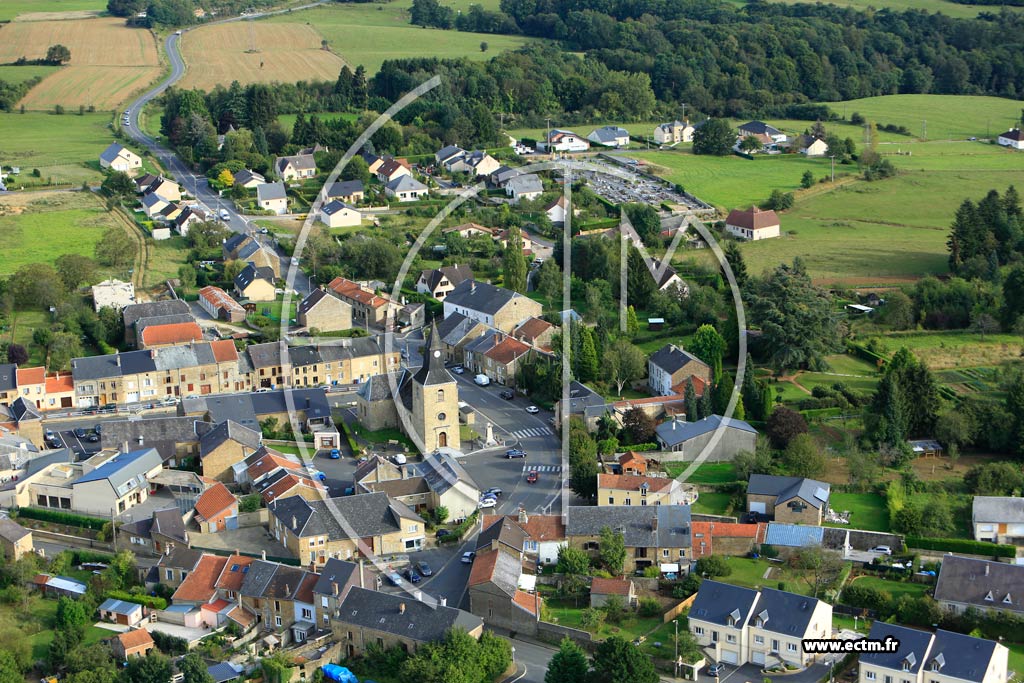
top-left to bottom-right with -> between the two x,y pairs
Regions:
332,582 -> 339,596
122,440 -> 129,453
261,550 -> 267,560
651,516 -> 658,531
358,559 -> 365,588
491,538 -> 499,553
470,281 -> 476,294
440,597 -> 447,607
291,515 -> 297,530
150,349 -> 156,359
116,354 -> 121,367
285,584 -> 291,596
399,603 -> 406,615
138,436 -> 144,446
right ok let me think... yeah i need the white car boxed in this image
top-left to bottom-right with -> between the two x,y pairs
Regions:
474,374 -> 490,386
461,551 -> 476,564
526,406 -> 540,414
219,208 -> 231,220
478,497 -> 497,509
452,366 -> 465,375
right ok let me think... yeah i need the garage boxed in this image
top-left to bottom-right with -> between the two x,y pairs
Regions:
749,501 -> 766,514
720,650 -> 738,664
752,652 -> 766,665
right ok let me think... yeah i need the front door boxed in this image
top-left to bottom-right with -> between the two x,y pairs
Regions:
438,431 -> 447,448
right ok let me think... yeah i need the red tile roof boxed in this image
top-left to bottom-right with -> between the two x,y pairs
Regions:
443,222 -> 494,236
194,482 -> 237,521
117,628 -> 154,651
483,514 -> 566,543
691,521 -> 766,559
227,605 -> 254,628
199,286 -> 245,313
210,339 -> 239,363
618,451 -> 647,467
328,277 -> 389,308
513,590 -> 541,615
16,367 -> 45,386
260,471 -> 325,504
294,572 -> 318,604
590,577 -> 633,596
216,555 -> 255,591
513,317 -> 554,343
45,373 -> 74,394
597,473 -> 674,493
725,206 -> 780,231
201,598 -> 231,612
172,555 -> 228,603
247,452 -> 301,481
482,336 -> 531,365
467,548 -> 500,587
140,322 -> 203,347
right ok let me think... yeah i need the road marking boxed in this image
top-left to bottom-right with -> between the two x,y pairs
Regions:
522,465 -> 561,473
508,427 -> 554,439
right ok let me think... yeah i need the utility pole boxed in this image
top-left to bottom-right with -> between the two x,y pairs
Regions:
922,119 -> 927,141
111,507 -> 117,552
545,116 -> 552,156
674,619 -> 679,679
830,155 -> 835,183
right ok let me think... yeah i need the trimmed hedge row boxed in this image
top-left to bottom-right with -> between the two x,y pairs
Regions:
339,420 -> 362,456
438,511 -> 480,544
800,407 -> 843,420
847,342 -> 887,368
906,536 -> 1016,558
14,507 -> 107,530
106,589 -> 167,610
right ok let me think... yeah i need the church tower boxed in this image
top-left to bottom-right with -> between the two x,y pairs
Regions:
411,324 -> 460,453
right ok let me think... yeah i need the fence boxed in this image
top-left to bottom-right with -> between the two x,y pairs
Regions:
663,595 -> 695,623
537,620 -> 593,647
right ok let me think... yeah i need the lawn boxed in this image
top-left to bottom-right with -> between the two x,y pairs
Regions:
691,492 -> 733,517
0,112 -> 115,185
0,191 -> 121,275
25,596 -> 111,662
0,64 -> 59,84
845,575 -> 929,601
1008,642 -> 1024,679
826,493 -> 890,532
352,425 -> 416,450
544,597 -> 663,642
269,4 -> 539,75
664,462 -> 737,485
2,309 -> 49,365
0,0 -> 104,21
721,556 -> 813,595
143,236 -> 192,288
872,331 -> 1023,370
825,95 -> 1024,140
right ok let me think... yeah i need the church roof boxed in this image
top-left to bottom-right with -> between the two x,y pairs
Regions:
413,325 -> 453,387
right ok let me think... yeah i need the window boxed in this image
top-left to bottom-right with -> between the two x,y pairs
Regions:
323,614 -> 329,625
754,636 -> 764,645
321,597 -> 329,608
165,569 -> 173,581
624,498 -> 631,506
437,412 -> 447,421
275,615 -> 282,627
437,389 -> 445,402
726,634 -> 736,644
302,608 -> 312,619
694,626 -> 704,636
274,601 -> 281,612
663,550 -> 669,558
641,500 -> 647,506
787,643 -> 797,652
866,674 -> 876,681
885,676 -> 893,683
711,631 -> 718,642
608,498 -> 615,505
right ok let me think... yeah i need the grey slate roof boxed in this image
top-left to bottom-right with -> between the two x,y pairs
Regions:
972,496 -> 1024,524
199,420 -> 262,458
338,586 -> 483,642
0,364 -> 16,392
747,474 -> 830,509
10,397 -> 41,422
385,175 -> 427,193
933,555 -> 1024,615
269,491 -> 421,540
419,264 -> 473,293
437,311 -> 483,346
738,120 -> 782,136
223,233 -> 248,255
648,344 -> 707,375
151,508 -> 187,544
860,622 -> 934,674
233,169 -> 265,186
412,325 -> 452,387
476,516 -> 527,554
751,587 -> 822,637
235,263 -> 275,292
0,518 -> 31,544
276,153 -> 316,174
321,199 -> 357,216
157,544 -> 204,572
656,414 -> 758,448
123,300 -> 191,331
188,387 -> 332,431
420,448 -> 481,496
325,180 -> 364,198
928,630 -> 1000,683
257,181 -> 287,202
312,558 -> 364,596
435,145 -> 464,163
100,143 -> 131,164
565,505 -> 692,549
589,126 -> 629,143
445,279 -> 524,316
689,579 -> 758,628
100,416 -> 210,462
505,173 -> 543,195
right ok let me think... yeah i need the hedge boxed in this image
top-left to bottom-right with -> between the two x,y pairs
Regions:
339,420 -> 361,456
906,536 -> 1016,558
847,342 -> 887,368
438,511 -> 480,544
621,442 -> 659,452
71,550 -> 114,565
800,407 -> 842,420
106,589 -> 167,610
14,507 -> 107,530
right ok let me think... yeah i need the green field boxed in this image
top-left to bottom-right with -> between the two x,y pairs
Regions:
664,462 -> 737,484
270,4 -> 538,75
0,191 -> 120,275
0,0 -> 104,21
846,575 -> 929,601
767,0 -> 1018,19
0,112 -> 114,184
3,309 -> 49,365
0,64 -> 59,84
692,492 -> 733,516
24,596 -> 112,661
827,493 -> 890,532
828,95 -> 1024,140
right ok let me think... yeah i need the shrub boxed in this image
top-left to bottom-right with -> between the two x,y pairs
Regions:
106,590 -> 166,610
841,584 -> 891,611
642,565 -> 660,578
906,536 -> 1015,558
638,597 -> 662,617
14,507 -> 107,530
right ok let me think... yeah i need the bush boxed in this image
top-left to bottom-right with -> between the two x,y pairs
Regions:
695,555 -> 732,578
339,420 -> 361,456
14,507 -> 107,530
437,511 -> 479,544
106,590 -> 167,610
840,584 -> 891,611
151,630 -> 188,655
637,597 -> 662,617
906,536 -> 1015,558
642,565 -> 660,578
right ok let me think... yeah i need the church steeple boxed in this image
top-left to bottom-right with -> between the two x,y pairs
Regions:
413,323 -> 450,386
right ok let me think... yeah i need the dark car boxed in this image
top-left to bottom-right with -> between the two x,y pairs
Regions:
436,529 -> 452,539
99,403 -> 116,413
415,561 -> 433,577
405,568 -> 422,583
74,428 -> 87,438
505,449 -> 527,459
708,664 -> 725,677
87,433 -> 100,443
94,424 -> 102,434
499,389 -> 514,400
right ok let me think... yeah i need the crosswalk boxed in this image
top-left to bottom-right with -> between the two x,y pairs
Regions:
522,464 -> 562,473
508,426 -> 555,439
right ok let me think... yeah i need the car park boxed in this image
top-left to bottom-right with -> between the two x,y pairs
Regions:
499,390 -> 514,400
461,551 -> 476,564
87,433 -> 100,443
525,406 -> 540,414
526,470 -> 539,484
415,561 -> 433,577
505,449 -> 527,459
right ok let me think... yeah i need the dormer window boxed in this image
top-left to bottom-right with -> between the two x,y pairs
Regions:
930,654 -> 945,672
726,608 -> 741,627
903,653 -> 916,672
1004,593 -> 1013,604
985,591 -> 994,602
756,609 -> 769,628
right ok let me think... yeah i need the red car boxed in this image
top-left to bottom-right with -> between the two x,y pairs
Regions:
526,470 -> 539,484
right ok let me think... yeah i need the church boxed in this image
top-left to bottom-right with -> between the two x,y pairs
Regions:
355,325 -> 461,454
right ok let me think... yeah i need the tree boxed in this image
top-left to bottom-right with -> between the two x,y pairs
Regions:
56,595 -> 89,630
1002,266 -> 1024,328
626,246 -> 655,305
216,168 -> 234,187
46,44 -> 71,64
964,462 -> 1024,495
868,348 -> 940,445
546,637 -> 589,683
502,226 -> 527,293
695,555 -> 732,578
765,406 -> 808,449
603,339 -> 645,396
723,241 -> 747,288
47,332 -> 81,372
101,170 -> 136,200
55,254 -> 97,291
94,227 -> 137,268
625,305 -> 639,336
698,383 -> 713,419
882,290 -> 915,330
733,448 -> 774,480
590,636 -> 659,683
177,265 -> 197,292
780,433 -> 826,478
762,189 -> 794,211
537,259 -> 562,305
690,324 -> 725,380
692,118 -> 734,156
569,447 -> 599,500
789,547 -> 843,598
576,324 -> 599,382
620,407 -> 656,444
801,170 -> 815,189
739,135 -> 762,152
6,344 -> 27,366
9,263 -> 65,309
178,653 -> 214,683
480,41 -> 489,52
624,203 -> 661,247
599,526 -> 627,575
684,378 -> 697,422
556,546 -> 591,576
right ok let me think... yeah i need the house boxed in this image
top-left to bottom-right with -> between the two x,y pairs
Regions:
725,206 -> 781,240
553,380 -> 610,430
275,154 -> 317,181
590,577 -> 637,608
484,509 -> 566,566
858,623 -> 1008,683
648,343 -> 713,397
207,663 -> 243,683
257,182 -> 288,215
468,544 -> 541,635
540,129 -> 590,152
416,264 -> 474,301
335,586 -> 483,659
689,580 -> 832,668
419,449 -> 482,521
737,121 -> 787,144
0,518 -> 32,561
311,557 -> 373,631
297,287 -> 353,332
134,173 -> 160,194
147,177 -> 181,202
435,145 -> 465,166
111,628 -> 155,660
257,467 -> 326,505
598,473 -> 694,507
140,191 -> 170,218
933,555 -> 1024,617
118,506 -> 188,554
174,205 -> 211,237
199,419 -> 263,482
237,559 -> 319,642
269,492 -> 425,564
997,128 -> 1024,150
566,504 -> 693,573
691,521 -> 765,559
99,143 -> 143,174
96,416 -> 211,465
442,222 -> 494,239
655,415 -> 758,461
443,280 -> 543,334
233,169 -> 266,188
544,195 -> 577,225
319,200 -> 361,228
170,552 -> 228,608
193,481 -> 238,532
91,279 -> 136,312
138,321 -> 204,350
795,135 -> 829,157
376,157 -> 413,184
98,598 -> 145,627
972,497 -> 1024,544
746,474 -> 830,524
384,175 -> 428,202
443,150 -> 501,178
513,316 -> 555,351
323,180 -> 365,204
234,263 -> 276,302
198,286 -> 246,323
236,446 -> 300,486
654,120 -> 695,144
587,126 -> 631,148
222,233 -> 281,278
121,299 -> 193,346
326,277 -> 398,328
505,174 -> 543,203
154,545 -> 205,588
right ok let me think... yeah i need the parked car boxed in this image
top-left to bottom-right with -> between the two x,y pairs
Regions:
871,545 -> 892,555
328,449 -> 341,459
499,390 -> 514,400
452,365 -> 465,375
87,433 -> 100,443
94,424 -> 101,434
525,406 -> 540,414
405,568 -> 422,583
392,454 -> 407,465
505,449 -> 527,459
436,529 -> 452,539
526,470 -> 539,484
474,374 -> 491,386
415,561 -> 433,577
478,497 -> 497,509
483,487 -> 503,497
219,208 -> 231,221
461,551 -> 476,564
74,428 -> 86,438
386,572 -> 404,586
708,664 -> 725,677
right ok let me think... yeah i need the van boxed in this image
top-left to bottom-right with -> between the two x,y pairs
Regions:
392,454 -> 407,465
474,374 -> 490,386
219,208 -> 231,221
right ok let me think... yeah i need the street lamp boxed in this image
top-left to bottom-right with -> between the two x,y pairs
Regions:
853,615 -> 858,632
511,646 -> 516,672
674,619 -> 679,679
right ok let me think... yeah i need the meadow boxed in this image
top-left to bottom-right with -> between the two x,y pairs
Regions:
0,65 -> 59,84
0,191 -> 120,275
268,3 -> 537,76
0,0 -> 104,22
0,17 -> 159,110
0,111 -> 114,184
827,95 -> 1024,140
763,0 -> 1017,19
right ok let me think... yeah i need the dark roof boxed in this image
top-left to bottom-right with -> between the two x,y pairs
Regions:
656,415 -> 758,448
0,364 -> 16,392
10,397 -> 41,422
233,169 -> 264,186
437,312 -> 483,346
338,586 -> 482,642
739,120 -> 782,136
257,181 -> 287,202
933,555 -> 1024,614
1000,128 -> 1024,142
589,126 -> 630,143
565,505 -> 692,549
188,388 -> 332,431
312,558 -> 364,596
123,300 -> 191,330
444,280 -> 525,316
751,587 -> 822,636
74,448 -> 162,493
158,544 -> 204,572
860,622 -> 934,674
207,662 -> 242,683
151,508 -> 188,544
477,516 -> 527,553
199,420 -> 262,458
747,474 -> 830,509
435,145 -> 464,162
419,264 -> 474,293
412,325 -> 452,387
235,263 -> 275,291
689,579 -> 758,628
239,559 -> 313,600
385,175 -> 427,193
326,180 -> 364,198
223,233 -> 248,255
0,518 -> 31,544
928,630 -> 1000,683
100,416 -> 210,462
269,492 -> 421,540
420,448 -> 480,496
505,174 -> 543,194
321,199 -> 357,216
648,344 -> 707,375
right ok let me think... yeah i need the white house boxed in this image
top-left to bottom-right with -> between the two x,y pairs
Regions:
858,622 -> 1007,683
997,128 -> 1024,150
257,182 -> 288,215
725,206 -> 781,240
233,169 -> 266,188
274,154 -> 316,181
319,200 -> 361,228
384,175 -> 428,202
653,120 -> 694,144
972,497 -> 1024,544
737,121 -> 787,144
540,129 -> 590,152
99,143 -> 143,174
796,135 -> 829,157
505,174 -> 543,203
587,126 -> 630,148
544,196 -> 577,224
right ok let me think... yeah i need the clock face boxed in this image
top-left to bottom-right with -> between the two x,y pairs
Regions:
437,412 -> 446,421
433,350 -> 441,358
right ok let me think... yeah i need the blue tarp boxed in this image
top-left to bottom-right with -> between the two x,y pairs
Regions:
321,664 -> 358,683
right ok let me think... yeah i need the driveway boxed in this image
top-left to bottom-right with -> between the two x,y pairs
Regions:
702,656 -> 846,683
